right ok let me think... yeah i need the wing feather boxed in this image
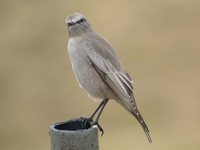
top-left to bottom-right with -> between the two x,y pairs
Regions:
87,45 -> 152,143
87,47 -> 133,100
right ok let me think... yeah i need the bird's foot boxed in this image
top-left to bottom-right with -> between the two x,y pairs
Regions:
93,121 -> 104,136
82,117 -> 93,129
81,117 -> 104,136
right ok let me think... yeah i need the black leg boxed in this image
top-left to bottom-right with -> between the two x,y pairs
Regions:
93,99 -> 108,124
83,98 -> 109,135
89,100 -> 106,120
92,99 -> 109,135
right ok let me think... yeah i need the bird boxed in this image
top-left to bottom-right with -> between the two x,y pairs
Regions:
65,12 -> 152,143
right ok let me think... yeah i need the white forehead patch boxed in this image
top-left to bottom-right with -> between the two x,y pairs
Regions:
65,12 -> 86,24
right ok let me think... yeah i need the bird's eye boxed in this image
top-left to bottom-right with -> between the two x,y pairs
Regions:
77,18 -> 86,24
80,18 -> 84,22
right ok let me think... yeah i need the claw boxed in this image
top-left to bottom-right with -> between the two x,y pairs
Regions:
81,117 -> 105,136
93,121 -> 104,136
96,122 -> 104,136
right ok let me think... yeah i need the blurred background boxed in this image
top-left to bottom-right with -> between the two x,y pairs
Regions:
0,0 -> 200,150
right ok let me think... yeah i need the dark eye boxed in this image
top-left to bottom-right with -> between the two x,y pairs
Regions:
77,18 -> 86,24
80,18 -> 84,22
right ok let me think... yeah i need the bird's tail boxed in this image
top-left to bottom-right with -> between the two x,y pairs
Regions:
130,108 -> 152,143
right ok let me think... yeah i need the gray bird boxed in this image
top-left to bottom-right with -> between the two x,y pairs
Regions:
66,12 -> 152,142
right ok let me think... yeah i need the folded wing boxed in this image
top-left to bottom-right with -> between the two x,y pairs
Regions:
87,45 -> 152,142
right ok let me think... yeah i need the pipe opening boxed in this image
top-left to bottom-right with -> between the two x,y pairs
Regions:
54,117 -> 92,131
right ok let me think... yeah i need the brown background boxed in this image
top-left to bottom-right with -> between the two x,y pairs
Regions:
0,0 -> 200,150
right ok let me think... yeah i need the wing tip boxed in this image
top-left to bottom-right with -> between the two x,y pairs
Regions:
144,130 -> 152,143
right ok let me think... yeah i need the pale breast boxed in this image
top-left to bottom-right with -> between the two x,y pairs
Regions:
68,38 -> 115,101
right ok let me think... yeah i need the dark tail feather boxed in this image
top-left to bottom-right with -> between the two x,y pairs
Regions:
130,108 -> 152,143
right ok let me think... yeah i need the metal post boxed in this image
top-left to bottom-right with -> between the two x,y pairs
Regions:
50,117 -> 99,150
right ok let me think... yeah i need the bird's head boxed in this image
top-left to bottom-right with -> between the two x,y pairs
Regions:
66,13 -> 92,37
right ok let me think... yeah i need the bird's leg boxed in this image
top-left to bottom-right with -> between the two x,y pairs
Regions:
92,98 -> 109,135
93,99 -> 108,123
89,100 -> 106,121
83,100 -> 106,128
83,99 -> 109,135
